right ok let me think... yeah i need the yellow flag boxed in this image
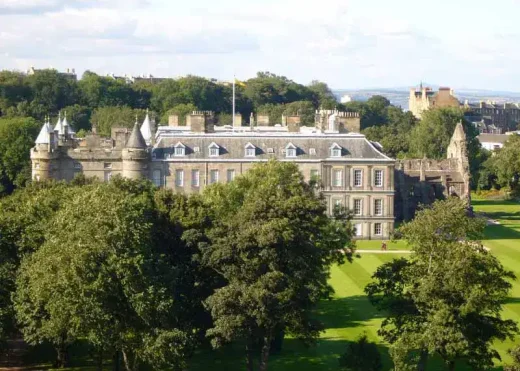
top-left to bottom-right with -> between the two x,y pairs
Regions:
235,79 -> 246,87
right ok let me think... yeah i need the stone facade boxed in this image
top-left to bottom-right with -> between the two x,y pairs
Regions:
31,110 -> 469,240
394,123 -> 470,220
409,86 -> 460,119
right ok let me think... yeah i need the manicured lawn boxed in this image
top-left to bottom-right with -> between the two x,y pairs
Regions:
355,239 -> 410,251
10,197 -> 520,370
191,197 -> 520,370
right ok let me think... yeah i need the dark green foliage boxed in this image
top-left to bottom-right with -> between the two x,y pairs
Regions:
201,160 -> 354,371
362,106 -> 417,158
505,345 -> 520,371
90,106 -> 151,137
366,198 -> 517,370
0,116 -> 40,195
338,334 -> 382,371
482,134 -> 520,193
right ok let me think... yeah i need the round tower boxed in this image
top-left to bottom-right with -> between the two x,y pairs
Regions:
31,118 -> 59,181
122,120 -> 150,179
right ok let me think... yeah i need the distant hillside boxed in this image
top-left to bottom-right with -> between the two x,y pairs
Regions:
334,87 -> 520,111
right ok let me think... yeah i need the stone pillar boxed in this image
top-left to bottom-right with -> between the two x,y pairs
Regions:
367,165 -> 373,190
345,165 -> 350,190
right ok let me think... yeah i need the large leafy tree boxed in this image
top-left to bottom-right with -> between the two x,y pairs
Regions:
338,334 -> 382,371
26,69 -> 79,116
13,178 -> 201,370
0,180 -> 84,355
363,107 -> 417,158
90,106 -> 150,137
408,107 -> 466,159
77,71 -> 138,109
0,116 -> 40,196
201,160 -> 354,371
0,71 -> 31,116
483,134 -> 520,193
366,198 -> 517,370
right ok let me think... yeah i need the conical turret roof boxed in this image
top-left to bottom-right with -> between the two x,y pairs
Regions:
54,112 -> 65,135
35,117 -> 54,144
140,109 -> 152,145
62,111 -> 75,135
126,120 -> 147,148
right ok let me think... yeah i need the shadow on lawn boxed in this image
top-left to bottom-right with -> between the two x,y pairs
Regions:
472,199 -> 519,207
316,295 -> 384,331
482,224 -> 520,240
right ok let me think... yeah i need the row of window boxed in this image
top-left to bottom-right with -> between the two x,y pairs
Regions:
152,168 -> 237,187
337,198 -> 384,216
165,142 -> 345,158
354,223 -> 383,237
332,169 -> 384,187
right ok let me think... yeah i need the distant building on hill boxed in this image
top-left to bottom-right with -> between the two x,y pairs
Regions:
26,66 -> 77,80
408,85 -> 460,118
463,101 -> 520,132
30,109 -> 470,239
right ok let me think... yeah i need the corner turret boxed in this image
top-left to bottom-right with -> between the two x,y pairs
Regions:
122,119 -> 150,179
31,117 -> 59,181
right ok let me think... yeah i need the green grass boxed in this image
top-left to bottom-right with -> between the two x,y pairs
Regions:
355,239 -> 410,251
190,197 -> 520,370
11,196 -> 520,370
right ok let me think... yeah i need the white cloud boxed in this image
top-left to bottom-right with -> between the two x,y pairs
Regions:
0,0 -> 519,90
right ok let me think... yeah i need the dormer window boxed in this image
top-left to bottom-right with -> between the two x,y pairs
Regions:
174,142 -> 186,157
330,143 -> 342,158
209,142 -> 220,157
286,143 -> 297,158
244,142 -> 256,157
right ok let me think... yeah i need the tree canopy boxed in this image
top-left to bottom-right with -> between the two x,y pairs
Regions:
0,116 -> 40,196
366,198 -> 517,370
201,160 -> 354,371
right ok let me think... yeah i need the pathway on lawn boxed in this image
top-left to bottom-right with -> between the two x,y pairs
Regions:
356,250 -> 411,254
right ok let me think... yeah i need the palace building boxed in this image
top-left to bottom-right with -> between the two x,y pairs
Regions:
31,109 -> 470,240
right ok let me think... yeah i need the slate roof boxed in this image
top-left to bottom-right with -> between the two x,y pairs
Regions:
126,122 -> 147,148
477,134 -> 510,144
152,132 -> 393,162
35,121 -> 54,144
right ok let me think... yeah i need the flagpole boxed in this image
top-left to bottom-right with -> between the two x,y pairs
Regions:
232,74 -> 236,129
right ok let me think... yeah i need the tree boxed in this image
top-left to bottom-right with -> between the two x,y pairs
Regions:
27,69 -> 78,115
308,80 -> 337,109
409,107 -> 465,159
0,116 -> 40,196
78,71 -> 138,109
0,71 -> 31,116
484,135 -> 520,193
0,180 -> 81,357
283,101 -> 315,126
366,198 -> 517,370
59,104 -> 92,132
363,107 -> 417,158
161,103 -> 197,125
202,160 -> 354,371
13,178 -> 201,370
506,345 -> 520,371
345,96 -> 390,129
338,334 -> 382,371
90,106 -> 148,137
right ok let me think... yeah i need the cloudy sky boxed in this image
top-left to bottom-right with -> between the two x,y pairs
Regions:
1,0 -> 519,91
